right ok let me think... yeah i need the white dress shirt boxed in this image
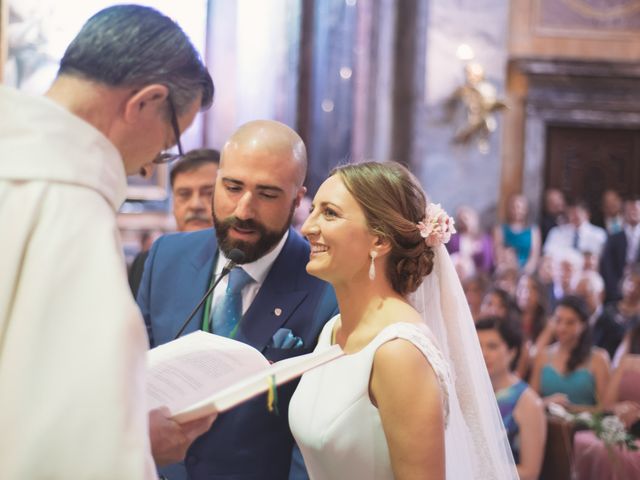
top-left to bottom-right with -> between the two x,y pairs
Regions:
605,215 -> 623,234
212,230 -> 290,314
544,221 -> 607,257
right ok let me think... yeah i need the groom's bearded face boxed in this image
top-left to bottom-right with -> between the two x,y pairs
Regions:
213,202 -> 295,264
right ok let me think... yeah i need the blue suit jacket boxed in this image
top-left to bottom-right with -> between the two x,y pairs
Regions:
600,231 -> 628,303
137,228 -> 338,480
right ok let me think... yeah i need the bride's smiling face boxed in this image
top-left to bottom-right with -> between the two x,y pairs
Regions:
301,174 -> 376,285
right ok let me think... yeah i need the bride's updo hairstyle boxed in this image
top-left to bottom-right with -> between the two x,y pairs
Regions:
332,161 -> 434,295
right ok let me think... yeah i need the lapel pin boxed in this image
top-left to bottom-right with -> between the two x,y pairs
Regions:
274,308 -> 282,317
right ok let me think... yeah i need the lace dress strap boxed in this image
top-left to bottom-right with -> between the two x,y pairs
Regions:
370,322 -> 452,425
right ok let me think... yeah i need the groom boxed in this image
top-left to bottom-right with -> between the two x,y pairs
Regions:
137,120 -> 338,479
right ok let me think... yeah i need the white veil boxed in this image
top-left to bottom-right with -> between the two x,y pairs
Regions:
409,244 -> 519,479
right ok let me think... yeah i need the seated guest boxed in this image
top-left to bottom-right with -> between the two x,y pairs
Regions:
477,317 -> 547,480
572,270 -> 625,360
493,194 -> 540,274
169,148 -> 220,232
480,287 -> 520,321
530,296 -> 610,411
549,248 -> 584,306
540,188 -> 566,243
582,251 -> 599,272
516,274 -> 549,344
609,264 -> 640,365
536,254 -> 557,310
599,189 -> 624,234
516,274 -> 550,379
451,252 -> 477,283
600,197 -> 640,302
573,322 -> 640,480
463,274 -> 489,322
494,265 -> 520,298
618,263 -> 640,320
480,287 -> 530,377
447,204 -> 494,274
544,200 -> 607,258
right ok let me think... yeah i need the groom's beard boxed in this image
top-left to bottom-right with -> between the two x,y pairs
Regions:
213,204 -> 295,264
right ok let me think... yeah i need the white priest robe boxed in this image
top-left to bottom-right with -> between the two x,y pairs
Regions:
0,86 -> 156,479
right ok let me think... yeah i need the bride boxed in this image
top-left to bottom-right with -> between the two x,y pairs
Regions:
288,161 -> 517,479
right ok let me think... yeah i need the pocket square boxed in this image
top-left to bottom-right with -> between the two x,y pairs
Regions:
270,328 -> 304,349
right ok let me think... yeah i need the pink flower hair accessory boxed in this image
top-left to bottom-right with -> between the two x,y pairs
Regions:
417,203 -> 456,248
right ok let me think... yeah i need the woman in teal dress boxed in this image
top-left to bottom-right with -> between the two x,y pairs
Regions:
530,295 -> 610,411
477,317 -> 546,480
493,194 -> 541,274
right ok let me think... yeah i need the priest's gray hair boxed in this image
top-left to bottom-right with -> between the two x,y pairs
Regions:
58,4 -> 214,114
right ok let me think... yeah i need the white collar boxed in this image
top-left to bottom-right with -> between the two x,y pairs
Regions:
0,86 -> 126,210
215,230 -> 290,284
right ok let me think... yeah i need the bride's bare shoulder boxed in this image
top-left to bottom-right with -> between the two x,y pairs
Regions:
370,337 -> 443,400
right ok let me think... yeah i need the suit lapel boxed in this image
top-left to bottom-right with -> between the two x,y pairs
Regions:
182,233 -> 218,336
235,231 -> 308,351
192,230 -> 218,270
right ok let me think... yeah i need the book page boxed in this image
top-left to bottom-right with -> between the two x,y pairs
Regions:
172,344 -> 344,423
146,331 -> 269,414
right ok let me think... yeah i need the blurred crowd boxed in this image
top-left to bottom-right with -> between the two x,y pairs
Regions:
448,188 -> 640,479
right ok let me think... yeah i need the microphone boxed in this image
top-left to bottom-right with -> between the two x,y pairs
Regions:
173,248 -> 245,339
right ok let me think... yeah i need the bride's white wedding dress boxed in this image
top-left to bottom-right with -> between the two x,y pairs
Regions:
289,315 -> 475,480
289,244 -> 518,479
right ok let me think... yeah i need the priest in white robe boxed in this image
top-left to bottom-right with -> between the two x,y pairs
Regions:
0,5 -> 215,479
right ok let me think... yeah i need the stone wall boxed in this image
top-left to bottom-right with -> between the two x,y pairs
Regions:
415,0 -> 511,225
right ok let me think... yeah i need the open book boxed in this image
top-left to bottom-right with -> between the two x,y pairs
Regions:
146,331 -> 343,423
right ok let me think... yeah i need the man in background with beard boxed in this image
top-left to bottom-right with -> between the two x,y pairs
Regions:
137,120 -> 338,480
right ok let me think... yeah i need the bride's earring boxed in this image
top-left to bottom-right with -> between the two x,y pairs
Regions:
369,251 -> 377,280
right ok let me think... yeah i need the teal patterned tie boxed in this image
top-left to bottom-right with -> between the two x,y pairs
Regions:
210,267 -> 254,338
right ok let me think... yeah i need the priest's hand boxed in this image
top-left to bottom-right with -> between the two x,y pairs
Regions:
149,406 -> 217,466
